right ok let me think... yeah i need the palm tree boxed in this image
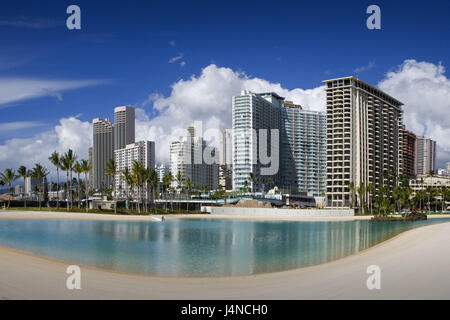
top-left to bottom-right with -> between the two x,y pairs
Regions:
348,182 -> 356,209
392,186 -> 402,214
0,168 -> 17,208
357,182 -> 366,214
176,171 -> 184,210
162,171 -> 173,212
185,177 -> 192,211
122,166 -> 134,211
249,173 -> 256,193
73,161 -> 83,209
17,166 -> 29,208
59,155 -> 71,211
30,164 -> 49,210
366,183 -> 374,215
61,149 -> 77,210
148,168 -> 158,213
131,160 -> 145,213
49,151 -> 61,208
427,170 -> 436,212
80,159 -> 92,212
104,158 -> 117,213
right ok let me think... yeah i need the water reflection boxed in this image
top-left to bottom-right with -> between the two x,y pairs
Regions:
0,218 -> 447,277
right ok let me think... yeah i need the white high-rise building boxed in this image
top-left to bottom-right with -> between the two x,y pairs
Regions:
169,126 -> 218,191
114,141 -> 155,199
232,91 -> 282,192
415,136 -> 436,175
281,101 -> 326,196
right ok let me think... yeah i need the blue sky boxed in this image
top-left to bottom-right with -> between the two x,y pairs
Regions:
1,0 -> 450,171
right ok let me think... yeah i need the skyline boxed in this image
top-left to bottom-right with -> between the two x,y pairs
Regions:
1,0 -> 450,174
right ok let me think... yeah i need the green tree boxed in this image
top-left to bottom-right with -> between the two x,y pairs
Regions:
357,182 -> 366,214
61,149 -> 77,210
162,171 -> 173,212
348,182 -> 356,209
17,166 -> 29,208
104,158 -> 117,213
80,159 -> 92,212
31,163 -> 49,210
366,183 -> 375,215
0,168 -> 17,208
73,161 -> 84,209
49,151 -> 61,208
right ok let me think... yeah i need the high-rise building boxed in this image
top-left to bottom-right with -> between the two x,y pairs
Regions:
415,136 -> 436,175
402,127 -> 416,178
93,118 -> 114,190
88,147 -> 93,192
446,162 -> 450,173
170,126 -> 218,191
281,101 -> 326,196
114,106 -> 135,151
323,77 -> 404,208
232,91 -> 282,191
219,129 -> 232,190
114,141 -> 155,199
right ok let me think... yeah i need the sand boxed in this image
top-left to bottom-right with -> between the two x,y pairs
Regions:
1,210 -> 450,299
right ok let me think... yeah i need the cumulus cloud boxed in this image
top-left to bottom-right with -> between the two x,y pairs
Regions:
378,59 -> 450,168
0,117 -> 92,178
0,78 -> 107,108
135,64 -> 325,164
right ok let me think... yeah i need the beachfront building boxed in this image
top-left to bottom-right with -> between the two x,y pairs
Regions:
415,136 -> 436,175
323,77 -> 404,208
232,91 -> 282,192
169,126 -> 218,191
281,101 -> 326,196
219,129 -> 233,190
92,118 -> 114,190
402,126 -> 416,178
409,175 -> 450,210
114,141 -> 155,199
114,106 -> 135,151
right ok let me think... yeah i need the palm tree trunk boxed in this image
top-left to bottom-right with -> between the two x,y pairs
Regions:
66,171 -> 70,211
56,168 -> 60,209
23,178 -> 27,208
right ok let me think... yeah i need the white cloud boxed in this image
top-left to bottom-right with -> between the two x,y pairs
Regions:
0,121 -> 44,133
169,40 -> 176,47
0,78 -> 107,108
354,61 -> 375,74
0,117 -> 92,179
378,59 -> 450,168
168,53 -> 184,64
135,64 -> 325,164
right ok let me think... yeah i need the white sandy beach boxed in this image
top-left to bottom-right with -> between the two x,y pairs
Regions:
1,210 -> 450,299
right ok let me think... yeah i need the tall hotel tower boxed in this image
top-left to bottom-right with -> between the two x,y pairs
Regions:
281,101 -> 326,195
232,91 -> 282,191
323,77 -> 404,208
114,106 -> 135,150
93,118 -> 114,190
415,136 -> 436,175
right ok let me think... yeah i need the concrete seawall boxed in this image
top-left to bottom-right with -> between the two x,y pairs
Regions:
206,206 -> 354,217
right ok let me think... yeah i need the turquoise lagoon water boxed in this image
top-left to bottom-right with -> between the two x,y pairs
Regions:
0,218 -> 448,277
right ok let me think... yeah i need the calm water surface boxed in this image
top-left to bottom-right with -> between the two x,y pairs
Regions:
0,218 -> 448,276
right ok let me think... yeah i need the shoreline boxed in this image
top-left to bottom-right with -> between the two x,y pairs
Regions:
1,212 -> 450,298
0,209 -> 370,222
